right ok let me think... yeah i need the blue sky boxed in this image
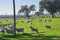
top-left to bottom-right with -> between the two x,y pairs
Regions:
0,0 -> 40,15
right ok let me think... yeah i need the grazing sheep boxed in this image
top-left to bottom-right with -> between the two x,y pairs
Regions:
38,20 -> 42,22
8,26 -> 14,29
0,29 -> 5,33
29,22 -> 32,26
16,28 -> 24,33
21,21 -> 24,23
7,23 -> 14,27
30,26 -> 38,33
5,19 -> 8,22
0,27 -> 5,33
0,22 -> 2,23
44,19 -> 46,22
45,25 -> 51,29
48,19 -> 51,22
31,18 -> 33,20
5,28 -> 14,34
27,21 -> 32,23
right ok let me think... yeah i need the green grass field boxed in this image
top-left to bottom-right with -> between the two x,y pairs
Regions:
0,17 -> 60,40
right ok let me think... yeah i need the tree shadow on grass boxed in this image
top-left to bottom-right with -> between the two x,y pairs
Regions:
0,37 -> 9,40
1,33 -> 60,40
3,34 -> 20,38
19,33 -> 60,40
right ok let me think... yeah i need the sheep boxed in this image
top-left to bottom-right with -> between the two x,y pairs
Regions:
0,29 -> 5,33
29,22 -> 32,26
5,28 -> 14,34
0,22 -> 2,23
7,23 -> 14,27
31,18 -> 33,20
21,21 -> 24,23
16,28 -> 24,33
0,28 -> 5,33
8,26 -> 14,29
44,19 -> 46,22
45,25 -> 51,29
5,19 -> 8,22
27,21 -> 32,23
0,27 -> 5,35
48,19 -> 51,22
38,20 -> 42,22
30,26 -> 39,33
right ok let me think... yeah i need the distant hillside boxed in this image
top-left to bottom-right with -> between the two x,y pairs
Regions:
0,14 -> 51,18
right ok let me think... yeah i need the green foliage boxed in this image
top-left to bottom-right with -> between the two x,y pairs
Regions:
40,0 -> 60,17
18,5 -> 35,20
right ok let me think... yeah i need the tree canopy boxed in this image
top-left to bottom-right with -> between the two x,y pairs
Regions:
18,5 -> 35,20
40,0 -> 60,17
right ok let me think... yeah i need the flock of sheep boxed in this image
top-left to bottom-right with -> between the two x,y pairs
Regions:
0,19 -> 52,34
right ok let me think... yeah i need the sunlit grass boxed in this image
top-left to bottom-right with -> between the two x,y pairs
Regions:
0,17 -> 60,40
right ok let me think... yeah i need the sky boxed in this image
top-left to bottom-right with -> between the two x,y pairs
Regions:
0,0 -> 41,15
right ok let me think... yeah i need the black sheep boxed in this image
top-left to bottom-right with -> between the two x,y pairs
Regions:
21,21 -> 24,23
30,26 -> 38,33
16,28 -> 24,33
45,25 -> 51,29
48,19 -> 51,22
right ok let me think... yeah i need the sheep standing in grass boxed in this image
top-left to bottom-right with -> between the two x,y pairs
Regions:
27,21 -> 32,23
48,19 -> 51,22
0,22 -> 2,23
5,28 -> 14,34
45,25 -> 51,29
16,28 -> 24,32
44,19 -> 46,22
0,27 -> 5,33
38,20 -> 42,22
30,26 -> 38,33
21,21 -> 24,23
7,23 -> 14,28
16,28 -> 24,33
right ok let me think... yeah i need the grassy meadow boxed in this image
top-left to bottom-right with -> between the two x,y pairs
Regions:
0,17 -> 60,40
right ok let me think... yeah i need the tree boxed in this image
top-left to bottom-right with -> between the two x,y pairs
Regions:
35,12 -> 41,22
39,0 -> 60,17
39,0 -> 45,14
18,5 -> 35,21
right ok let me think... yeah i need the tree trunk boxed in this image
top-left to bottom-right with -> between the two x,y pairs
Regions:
38,16 -> 40,22
26,13 -> 29,21
51,13 -> 55,18
28,15 -> 29,21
